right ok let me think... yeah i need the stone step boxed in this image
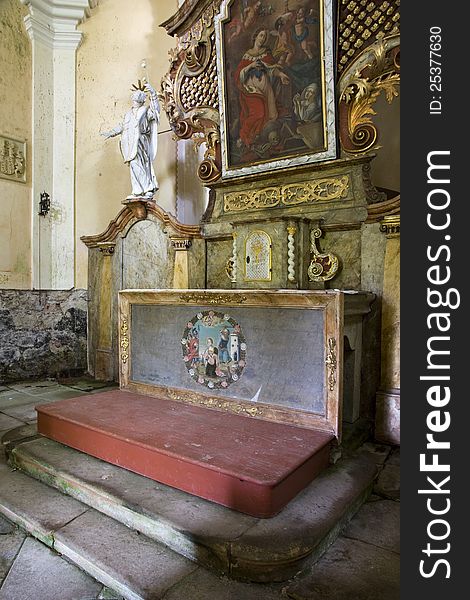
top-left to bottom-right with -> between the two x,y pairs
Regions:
36,389 -> 333,518
0,457 -> 197,600
4,429 -> 378,582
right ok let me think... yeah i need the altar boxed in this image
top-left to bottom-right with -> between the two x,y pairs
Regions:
37,288 -> 374,517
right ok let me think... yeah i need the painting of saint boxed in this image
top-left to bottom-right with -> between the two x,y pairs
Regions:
182,312 -> 246,390
217,0 -> 336,175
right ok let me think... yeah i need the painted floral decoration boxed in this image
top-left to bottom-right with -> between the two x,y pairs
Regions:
181,311 -> 247,390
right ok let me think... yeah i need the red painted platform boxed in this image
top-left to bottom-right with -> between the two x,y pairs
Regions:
36,390 -> 333,517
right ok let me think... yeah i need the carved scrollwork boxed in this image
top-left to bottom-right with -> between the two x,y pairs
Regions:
325,337 -> 338,391
223,176 -> 349,213
159,7 -> 221,184
308,228 -> 339,282
120,317 -> 129,364
339,34 -> 400,155
179,292 -> 247,305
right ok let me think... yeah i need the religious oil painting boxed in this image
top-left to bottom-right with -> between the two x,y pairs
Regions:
181,311 -> 247,390
216,0 -> 337,178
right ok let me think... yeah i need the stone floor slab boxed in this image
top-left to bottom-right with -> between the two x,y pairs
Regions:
343,496 -> 400,553
0,516 -> 14,535
284,537 -> 399,600
356,442 -> 392,465
0,527 -> 25,582
34,389 -> 89,401
8,381 -> 62,395
1,391 -> 86,421
0,468 -> 89,545
54,509 -> 198,600
387,447 -> 400,466
1,402 -> 45,422
0,391 -> 38,410
0,536 -> 102,600
58,378 -> 117,392
164,568 -> 284,600
1,423 -> 38,447
0,414 -> 24,433
374,463 -> 400,500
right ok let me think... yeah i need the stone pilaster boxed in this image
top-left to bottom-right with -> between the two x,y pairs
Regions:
21,0 -> 95,289
375,215 -> 400,445
171,238 -> 192,289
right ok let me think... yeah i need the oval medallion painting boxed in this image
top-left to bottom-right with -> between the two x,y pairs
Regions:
181,311 -> 246,389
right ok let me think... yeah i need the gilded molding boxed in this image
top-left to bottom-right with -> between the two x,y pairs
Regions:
179,292 -> 247,305
96,242 -> 115,256
308,228 -> 339,282
325,337 -> 338,392
167,388 -> 264,418
120,318 -> 129,364
223,176 -> 349,213
81,202 -> 201,248
380,214 -> 400,237
171,238 -> 193,251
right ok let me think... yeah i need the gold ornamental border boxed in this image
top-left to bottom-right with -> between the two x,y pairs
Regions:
223,176 -> 350,213
117,289 -> 344,438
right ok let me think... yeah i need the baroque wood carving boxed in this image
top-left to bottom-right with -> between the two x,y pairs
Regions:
159,1 -> 223,184
338,33 -> 400,155
159,1 -> 400,181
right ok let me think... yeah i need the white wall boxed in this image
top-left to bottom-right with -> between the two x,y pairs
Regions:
0,0 -> 32,289
75,0 -> 178,288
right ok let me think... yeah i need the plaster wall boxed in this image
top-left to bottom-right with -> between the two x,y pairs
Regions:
75,0 -> 178,289
370,95 -> 400,193
0,0 -> 32,289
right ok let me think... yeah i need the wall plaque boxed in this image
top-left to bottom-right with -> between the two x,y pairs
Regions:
0,136 -> 26,183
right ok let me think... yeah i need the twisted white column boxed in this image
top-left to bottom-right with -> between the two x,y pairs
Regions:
231,233 -> 237,283
287,226 -> 296,282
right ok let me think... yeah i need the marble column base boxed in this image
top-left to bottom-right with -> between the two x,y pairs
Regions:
375,389 -> 400,445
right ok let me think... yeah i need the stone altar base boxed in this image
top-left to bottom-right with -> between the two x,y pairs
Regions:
4,428 -> 377,584
35,390 -> 332,518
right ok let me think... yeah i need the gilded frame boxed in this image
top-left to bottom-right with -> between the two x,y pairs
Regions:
118,289 -> 344,438
215,0 -> 337,179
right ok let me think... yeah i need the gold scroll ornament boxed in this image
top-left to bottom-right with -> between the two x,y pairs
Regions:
308,229 -> 339,282
179,292 -> 247,305
325,338 -> 338,391
167,389 -> 264,418
223,176 -> 349,213
120,318 -> 129,364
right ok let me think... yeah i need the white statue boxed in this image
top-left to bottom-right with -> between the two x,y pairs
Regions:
102,83 -> 161,199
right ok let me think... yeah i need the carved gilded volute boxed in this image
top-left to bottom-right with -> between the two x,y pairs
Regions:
159,0 -> 222,183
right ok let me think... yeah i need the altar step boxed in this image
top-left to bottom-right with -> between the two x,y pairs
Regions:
34,390 -> 333,519
2,428 -> 378,587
